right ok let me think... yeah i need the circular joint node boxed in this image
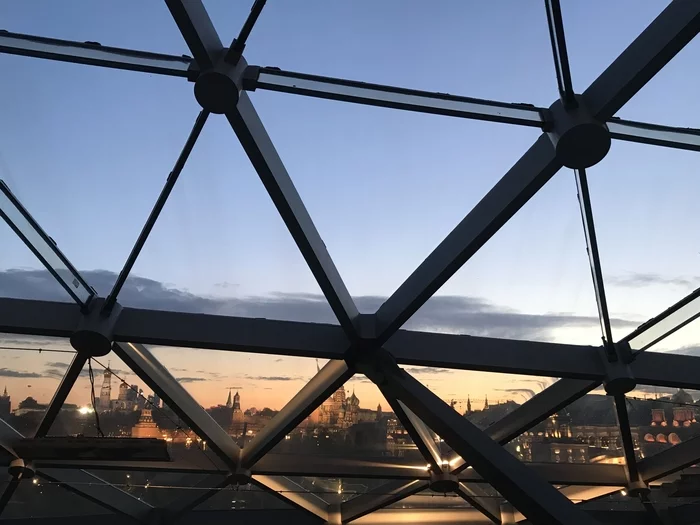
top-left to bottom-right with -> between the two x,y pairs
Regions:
547,97 -> 611,169
627,480 -> 650,497
195,69 -> 240,114
70,329 -> 112,357
8,458 -> 34,479
603,376 -> 636,396
429,472 -> 458,493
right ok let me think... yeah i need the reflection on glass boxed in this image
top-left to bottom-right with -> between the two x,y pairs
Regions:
0,32 -> 192,77
625,387 -> 700,462
513,393 -> 630,464
625,292 -> 700,352
256,70 -> 544,125
607,120 -> 700,150
0,181 -> 93,305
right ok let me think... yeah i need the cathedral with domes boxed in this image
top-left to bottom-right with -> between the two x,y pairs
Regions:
311,385 -> 361,429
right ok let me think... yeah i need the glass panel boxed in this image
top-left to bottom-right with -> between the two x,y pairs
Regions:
85,470 -> 227,508
0,181 -> 93,305
406,170 -> 602,345
388,489 -> 476,509
251,89 -> 542,308
514,391 -> 628,465
255,70 -> 544,125
0,334 -> 75,436
45,351 -> 224,469
0,54 -> 201,299
149,345 -> 318,446
206,1 -> 556,106
3,475 -> 111,518
271,373 -> 426,466
626,295 -> 700,353
120,115 -> 334,324
280,476 -> 390,505
625,387 -> 700,462
194,482 -> 292,511
587,141 -> 700,342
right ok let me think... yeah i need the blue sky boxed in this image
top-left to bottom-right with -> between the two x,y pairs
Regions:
1,0 -> 699,360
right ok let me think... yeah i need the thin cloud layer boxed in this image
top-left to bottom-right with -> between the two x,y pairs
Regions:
0,368 -> 42,378
608,272 -> 700,289
0,269 -> 641,343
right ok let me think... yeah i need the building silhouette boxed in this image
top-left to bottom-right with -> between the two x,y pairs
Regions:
98,366 -> 112,412
0,386 -> 10,419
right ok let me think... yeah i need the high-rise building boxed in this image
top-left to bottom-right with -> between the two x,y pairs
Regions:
99,367 -> 112,412
0,386 -> 10,419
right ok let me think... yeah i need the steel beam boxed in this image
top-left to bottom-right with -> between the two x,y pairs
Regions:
115,304 -> 349,358
374,134 -> 561,343
252,475 -> 328,522
544,0 -> 576,108
245,67 -> 546,128
112,342 -> 241,470
612,394 -> 642,486
385,369 -> 598,524
164,0 -> 223,69
0,298 -> 80,338
583,1 -> 700,120
103,110 -> 210,313
608,118 -> 700,153
0,475 -> 21,518
241,360 -> 353,467
0,30 -> 193,78
622,287 -> 700,353
387,330 -> 604,378
575,167 -> 614,349
0,181 -> 94,306
167,474 -> 232,520
639,435 -> 700,483
34,352 -> 88,438
341,479 -> 428,523
226,92 -> 360,339
456,482 -> 501,524
390,399 -> 443,472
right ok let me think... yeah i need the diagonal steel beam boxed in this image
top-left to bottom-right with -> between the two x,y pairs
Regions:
0,181 -> 94,307
388,398 -> 443,472
245,67 -> 547,128
226,92 -> 360,338
103,110 -> 210,313
545,0 -> 577,108
112,341 -> 241,470
639,434 -> 700,483
252,475 -> 328,522
456,482 -> 501,524
167,474 -> 231,522
341,479 -> 428,523
374,134 -> 561,343
0,31 -> 194,78
164,0 -> 223,69
241,360 -> 353,467
583,1 -> 700,120
0,475 -> 21,518
385,369 -> 598,524
575,167 -> 614,350
33,352 -> 88,438
612,394 -> 642,486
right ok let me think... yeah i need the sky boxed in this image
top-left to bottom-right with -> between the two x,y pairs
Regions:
1,1 -> 699,416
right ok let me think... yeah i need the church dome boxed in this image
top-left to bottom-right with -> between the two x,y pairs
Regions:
671,389 -> 694,405
348,392 -> 360,406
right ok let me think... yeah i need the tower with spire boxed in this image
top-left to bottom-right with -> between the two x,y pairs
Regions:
0,386 -> 10,419
99,364 -> 112,412
483,395 -> 489,411
376,403 -> 383,421
465,395 -> 472,416
226,389 -> 233,408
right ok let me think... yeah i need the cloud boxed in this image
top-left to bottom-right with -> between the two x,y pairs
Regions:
45,361 -> 70,369
402,367 -> 453,375
496,388 -> 537,401
274,358 -> 284,363
0,268 -> 640,343
245,375 -> 304,382
0,368 -> 43,378
171,368 -> 189,372
608,273 -> 700,289
176,377 -> 208,383
43,368 -> 66,379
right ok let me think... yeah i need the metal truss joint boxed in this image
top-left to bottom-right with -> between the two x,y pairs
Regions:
70,297 -> 122,357
547,95 -> 610,168
8,458 -> 34,479
194,52 -> 248,114
347,346 -> 401,388
429,471 -> 459,493
627,479 -> 650,498
599,344 -> 636,395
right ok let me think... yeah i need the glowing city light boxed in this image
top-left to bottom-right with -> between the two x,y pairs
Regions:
78,406 -> 94,415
